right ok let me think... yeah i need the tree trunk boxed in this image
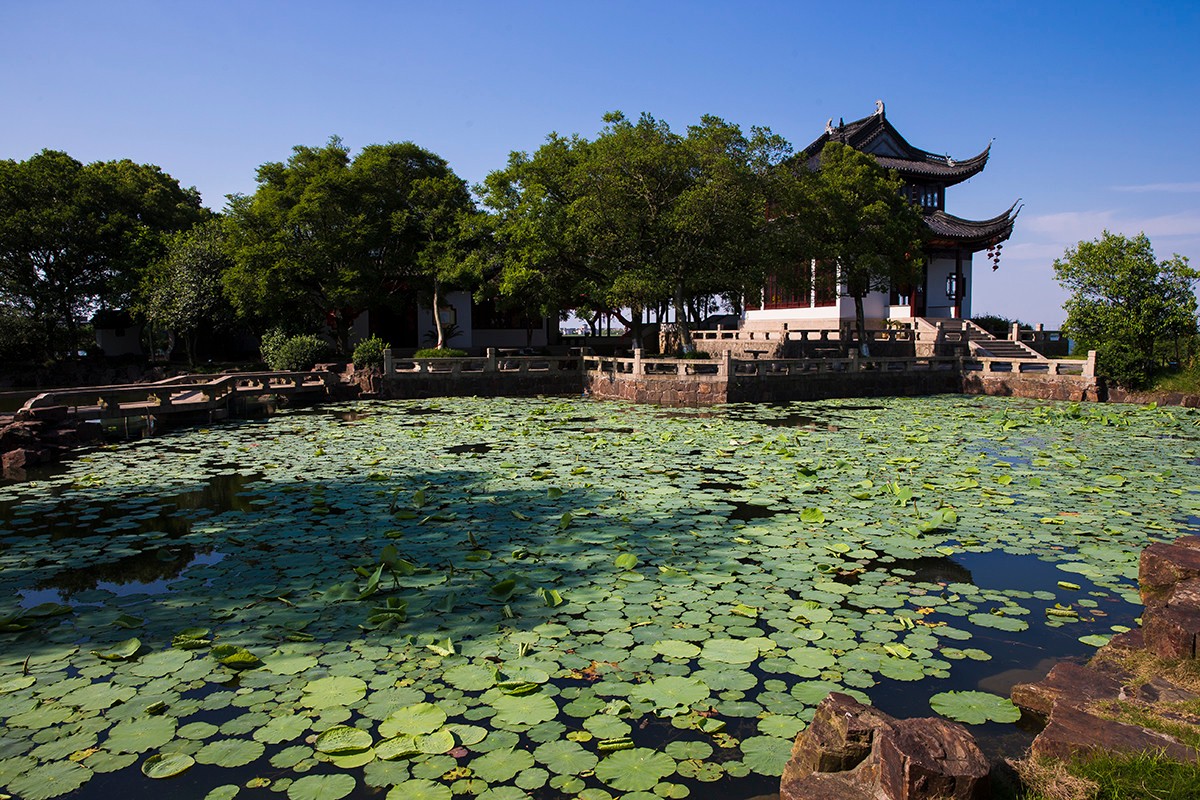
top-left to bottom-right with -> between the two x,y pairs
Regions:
630,306 -> 643,351
432,280 -> 445,350
674,281 -> 694,353
854,294 -> 869,357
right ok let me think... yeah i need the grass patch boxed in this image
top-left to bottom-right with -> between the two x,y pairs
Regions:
1097,700 -> 1200,750
1013,750 -> 1200,800
1091,647 -> 1200,696
1152,366 -> 1200,394
412,347 -> 468,358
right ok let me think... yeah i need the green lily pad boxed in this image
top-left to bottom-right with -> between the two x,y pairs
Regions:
929,691 -> 1021,725
141,752 -> 196,779
315,725 -> 373,754
595,747 -> 676,792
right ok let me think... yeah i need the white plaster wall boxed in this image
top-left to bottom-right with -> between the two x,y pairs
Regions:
96,327 -> 143,357
924,256 -> 958,318
417,291 -> 474,348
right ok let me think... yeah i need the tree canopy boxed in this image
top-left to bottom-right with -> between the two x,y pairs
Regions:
0,149 -> 204,360
1054,230 -> 1198,388
806,142 -> 925,355
223,138 -> 474,352
479,112 -> 802,350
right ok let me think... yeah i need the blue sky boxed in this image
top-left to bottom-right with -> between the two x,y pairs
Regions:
4,1 -> 1199,326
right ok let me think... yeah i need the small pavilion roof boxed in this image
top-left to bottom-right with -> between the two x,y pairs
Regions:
802,104 -> 992,186
923,202 -> 1021,251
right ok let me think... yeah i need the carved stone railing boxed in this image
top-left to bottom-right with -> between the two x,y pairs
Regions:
17,370 -> 337,420
383,349 -> 581,377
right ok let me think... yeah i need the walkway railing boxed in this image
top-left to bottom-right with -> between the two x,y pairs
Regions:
584,350 -> 1096,379
17,370 -> 337,421
383,349 -> 581,377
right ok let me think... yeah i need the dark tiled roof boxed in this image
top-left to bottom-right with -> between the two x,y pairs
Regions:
923,202 -> 1021,249
802,109 -> 991,186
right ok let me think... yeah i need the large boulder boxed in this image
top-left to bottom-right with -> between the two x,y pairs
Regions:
1031,703 -> 1200,763
1011,661 -> 1126,719
780,692 -> 990,800
1140,536 -> 1200,608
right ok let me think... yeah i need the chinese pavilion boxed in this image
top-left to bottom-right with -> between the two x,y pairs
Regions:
746,101 -> 1019,327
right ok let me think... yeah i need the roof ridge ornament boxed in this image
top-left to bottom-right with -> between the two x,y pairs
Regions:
825,118 -> 834,135
875,99 -> 885,117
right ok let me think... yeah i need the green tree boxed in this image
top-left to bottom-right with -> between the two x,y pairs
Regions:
479,113 -> 801,351
1054,230 -> 1198,388
807,142 -> 925,356
140,218 -> 236,366
0,150 -> 204,361
224,138 -> 473,353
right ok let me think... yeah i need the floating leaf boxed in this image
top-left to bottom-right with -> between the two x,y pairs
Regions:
929,691 -> 1021,725
315,725 -> 373,754
288,774 -> 357,800
141,752 -> 195,779
595,747 -> 676,792
91,637 -> 141,661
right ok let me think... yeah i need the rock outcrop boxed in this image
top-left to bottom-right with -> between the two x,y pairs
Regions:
1011,534 -> 1200,763
780,692 -> 990,800
0,418 -> 101,479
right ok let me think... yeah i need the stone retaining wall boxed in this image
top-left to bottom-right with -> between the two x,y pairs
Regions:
961,372 -> 1101,402
381,373 -> 582,400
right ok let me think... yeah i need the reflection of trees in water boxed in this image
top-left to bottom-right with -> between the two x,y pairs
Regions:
168,472 -> 259,514
37,545 -> 203,597
885,556 -> 975,586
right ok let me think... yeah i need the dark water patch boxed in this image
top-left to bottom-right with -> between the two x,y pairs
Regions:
699,480 -> 740,492
884,556 -> 975,586
728,501 -> 781,522
447,443 -> 493,455
22,548 -> 225,605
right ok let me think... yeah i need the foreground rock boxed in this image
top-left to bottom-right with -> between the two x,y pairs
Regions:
780,692 -> 990,800
0,418 -> 102,479
1011,534 -> 1200,763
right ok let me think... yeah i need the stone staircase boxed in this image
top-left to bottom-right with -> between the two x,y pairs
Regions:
957,319 -> 1046,360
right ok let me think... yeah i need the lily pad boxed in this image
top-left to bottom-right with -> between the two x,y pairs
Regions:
929,691 -> 1021,725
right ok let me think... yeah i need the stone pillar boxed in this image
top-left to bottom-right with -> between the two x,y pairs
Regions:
633,348 -> 643,376
383,348 -> 393,375
486,348 -> 497,373
1083,350 -> 1097,379
1011,322 -> 1020,341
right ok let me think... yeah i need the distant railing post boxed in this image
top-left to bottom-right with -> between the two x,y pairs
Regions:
1083,350 -> 1097,379
383,348 -> 393,375
1011,322 -> 1020,341
486,348 -> 497,373
633,348 -> 643,377
719,350 -> 732,379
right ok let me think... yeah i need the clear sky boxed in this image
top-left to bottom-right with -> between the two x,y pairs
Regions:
4,0 -> 1199,326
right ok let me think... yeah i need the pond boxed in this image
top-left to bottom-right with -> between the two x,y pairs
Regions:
1,395 -> 1198,800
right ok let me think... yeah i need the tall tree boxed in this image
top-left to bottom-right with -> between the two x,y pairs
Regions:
479,113 -> 800,351
807,142 -> 925,356
0,150 -> 204,361
224,138 -> 473,352
140,218 -> 236,366
1054,230 -> 1198,388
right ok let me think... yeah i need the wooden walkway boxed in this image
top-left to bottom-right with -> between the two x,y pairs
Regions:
14,370 -> 338,424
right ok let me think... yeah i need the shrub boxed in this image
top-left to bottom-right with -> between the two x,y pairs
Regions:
258,328 -> 289,367
1097,340 -> 1153,390
352,335 -> 390,369
264,333 -> 332,371
413,347 -> 467,358
675,350 -> 711,359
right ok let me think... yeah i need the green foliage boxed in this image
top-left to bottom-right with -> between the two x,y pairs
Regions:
807,142 -> 926,355
413,347 -> 467,358
262,332 -> 332,371
478,112 -> 802,349
139,218 -> 235,365
972,314 -> 1031,339
352,335 -> 390,370
224,137 -> 475,353
0,149 -> 205,361
1055,231 -> 1199,389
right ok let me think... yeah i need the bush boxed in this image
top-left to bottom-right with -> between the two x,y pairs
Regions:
675,350 -> 711,359
263,332 -> 332,371
413,347 -> 467,358
258,328 -> 289,367
352,335 -> 390,369
1097,340 -> 1153,390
